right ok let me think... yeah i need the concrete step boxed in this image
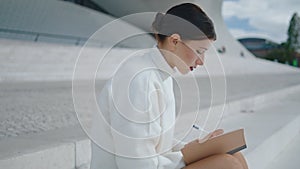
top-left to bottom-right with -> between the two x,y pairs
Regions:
265,132 -> 300,169
221,99 -> 300,169
175,84 -> 300,139
1,84 -> 300,169
0,125 -> 90,169
178,85 -> 300,169
215,88 -> 300,169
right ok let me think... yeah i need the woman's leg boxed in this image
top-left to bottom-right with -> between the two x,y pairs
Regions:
232,152 -> 248,169
183,154 -> 244,169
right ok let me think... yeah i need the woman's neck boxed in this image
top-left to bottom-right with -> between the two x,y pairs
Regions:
157,43 -> 176,68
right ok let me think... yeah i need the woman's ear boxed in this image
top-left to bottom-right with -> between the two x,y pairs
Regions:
168,34 -> 181,50
170,33 -> 181,44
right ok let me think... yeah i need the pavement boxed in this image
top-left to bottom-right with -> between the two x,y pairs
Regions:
1,73 -> 300,140
265,132 -> 300,169
0,73 -> 300,169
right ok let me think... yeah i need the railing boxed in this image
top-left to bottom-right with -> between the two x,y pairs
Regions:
0,27 -> 101,46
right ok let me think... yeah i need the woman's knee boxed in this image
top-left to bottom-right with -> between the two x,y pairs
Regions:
219,154 -> 244,169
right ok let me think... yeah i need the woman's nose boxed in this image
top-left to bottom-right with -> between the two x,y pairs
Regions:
196,57 -> 203,65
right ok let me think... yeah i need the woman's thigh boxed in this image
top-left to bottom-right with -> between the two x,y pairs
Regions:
183,154 -> 243,169
232,152 -> 248,169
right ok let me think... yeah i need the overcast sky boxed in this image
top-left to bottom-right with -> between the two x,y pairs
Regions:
223,0 -> 300,43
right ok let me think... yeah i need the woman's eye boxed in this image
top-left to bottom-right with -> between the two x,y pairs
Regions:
196,50 -> 205,55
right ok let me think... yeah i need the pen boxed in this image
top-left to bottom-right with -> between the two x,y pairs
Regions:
192,124 -> 209,134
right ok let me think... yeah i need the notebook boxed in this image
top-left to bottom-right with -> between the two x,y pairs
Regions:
181,128 -> 247,165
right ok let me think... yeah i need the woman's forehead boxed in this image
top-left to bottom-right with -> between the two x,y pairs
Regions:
185,39 -> 212,48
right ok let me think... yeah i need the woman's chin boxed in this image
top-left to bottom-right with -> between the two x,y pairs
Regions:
179,69 -> 191,75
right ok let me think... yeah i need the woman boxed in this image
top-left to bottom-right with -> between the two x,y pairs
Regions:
91,3 -> 248,169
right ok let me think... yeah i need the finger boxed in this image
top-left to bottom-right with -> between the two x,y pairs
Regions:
198,129 -> 225,143
210,129 -> 224,138
198,133 -> 214,143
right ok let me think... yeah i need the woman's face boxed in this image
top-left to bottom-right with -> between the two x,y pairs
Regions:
173,39 -> 212,74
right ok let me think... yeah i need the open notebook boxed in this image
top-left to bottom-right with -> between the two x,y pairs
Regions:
181,128 -> 247,165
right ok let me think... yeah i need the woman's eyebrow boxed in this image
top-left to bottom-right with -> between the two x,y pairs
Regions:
198,46 -> 208,50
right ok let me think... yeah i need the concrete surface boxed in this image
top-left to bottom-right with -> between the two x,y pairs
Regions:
1,39 -> 299,83
0,125 -> 89,169
265,132 -> 300,169
1,73 -> 300,140
0,82 -> 299,169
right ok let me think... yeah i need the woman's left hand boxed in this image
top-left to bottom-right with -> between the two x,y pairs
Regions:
184,129 -> 224,148
198,129 -> 224,143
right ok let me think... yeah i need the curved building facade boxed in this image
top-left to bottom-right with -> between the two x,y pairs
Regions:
0,0 -> 155,47
238,38 -> 279,58
90,0 -> 254,58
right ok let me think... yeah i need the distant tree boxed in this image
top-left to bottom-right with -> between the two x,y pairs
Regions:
265,43 -> 286,63
285,12 -> 300,64
259,13 -> 300,66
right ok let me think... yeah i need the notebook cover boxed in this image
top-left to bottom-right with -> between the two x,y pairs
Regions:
181,128 -> 247,165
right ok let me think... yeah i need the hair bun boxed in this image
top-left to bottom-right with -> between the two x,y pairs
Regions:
152,12 -> 165,33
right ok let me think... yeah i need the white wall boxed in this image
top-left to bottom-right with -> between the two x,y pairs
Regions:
0,0 -> 155,47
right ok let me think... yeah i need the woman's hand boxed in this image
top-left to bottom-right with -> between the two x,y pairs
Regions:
198,129 -> 224,143
185,129 -> 224,147
181,129 -> 225,165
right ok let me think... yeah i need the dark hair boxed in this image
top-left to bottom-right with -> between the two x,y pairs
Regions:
152,3 -> 216,42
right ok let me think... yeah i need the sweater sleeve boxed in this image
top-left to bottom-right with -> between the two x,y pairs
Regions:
172,138 -> 187,152
109,72 -> 184,169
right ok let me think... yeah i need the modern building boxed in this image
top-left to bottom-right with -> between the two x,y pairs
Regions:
238,38 -> 279,58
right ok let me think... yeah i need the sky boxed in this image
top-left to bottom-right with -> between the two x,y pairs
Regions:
223,0 -> 300,43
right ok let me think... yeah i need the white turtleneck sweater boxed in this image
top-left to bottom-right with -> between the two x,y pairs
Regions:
90,47 -> 186,169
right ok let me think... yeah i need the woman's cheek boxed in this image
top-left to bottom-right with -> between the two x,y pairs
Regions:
189,55 -> 198,64
188,53 -> 196,62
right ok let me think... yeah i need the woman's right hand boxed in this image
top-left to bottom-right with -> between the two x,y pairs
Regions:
185,129 -> 224,147
198,129 -> 224,143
